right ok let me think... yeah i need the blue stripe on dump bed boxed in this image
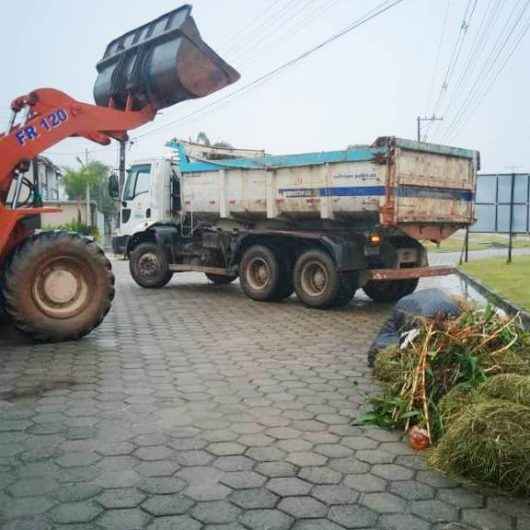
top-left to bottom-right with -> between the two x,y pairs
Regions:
168,141 -> 386,173
278,185 -> 473,201
397,185 -> 473,202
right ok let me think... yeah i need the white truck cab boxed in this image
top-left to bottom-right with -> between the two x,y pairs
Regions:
112,158 -> 177,254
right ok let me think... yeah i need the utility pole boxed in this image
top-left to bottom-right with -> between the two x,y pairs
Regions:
85,149 -> 91,228
417,114 -> 443,142
118,139 -> 127,197
76,151 -> 91,228
508,172 -> 515,264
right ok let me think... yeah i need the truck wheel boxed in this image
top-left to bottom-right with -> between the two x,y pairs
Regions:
293,249 -> 342,309
2,231 -> 114,342
205,273 -> 237,285
130,242 -> 173,288
239,245 -> 283,301
331,272 -> 357,308
362,278 -> 419,303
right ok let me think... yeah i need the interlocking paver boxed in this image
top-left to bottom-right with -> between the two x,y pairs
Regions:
50,500 -> 102,523
328,504 -> 378,528
97,508 -> 151,530
239,508 -> 293,530
410,499 -> 459,523
372,463 -> 415,481
221,470 -> 267,489
361,492 -> 407,513
191,500 -> 241,524
278,496 -> 328,518
139,477 -> 187,495
147,515 -> 202,530
378,513 -> 431,530
96,487 -> 146,508
438,487 -> 484,508
286,451 -> 327,467
8,477 -> 58,497
135,460 -> 180,477
230,487 -> 279,509
343,473 -> 387,492
390,480 -> 435,501
255,461 -> 298,478
213,455 -> 255,471
266,477 -> 312,496
1,263 -> 529,530
298,466 -> 342,484
291,520 -> 344,530
311,484 -> 358,505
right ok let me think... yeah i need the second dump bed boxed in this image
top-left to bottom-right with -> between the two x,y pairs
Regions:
168,137 -> 478,242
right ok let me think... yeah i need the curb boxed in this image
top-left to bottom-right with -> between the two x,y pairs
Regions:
456,268 -> 530,329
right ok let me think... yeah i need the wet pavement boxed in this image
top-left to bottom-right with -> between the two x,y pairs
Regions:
0,260 -> 529,530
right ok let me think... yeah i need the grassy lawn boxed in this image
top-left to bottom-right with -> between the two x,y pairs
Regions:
460,256 -> 530,312
425,234 -> 530,253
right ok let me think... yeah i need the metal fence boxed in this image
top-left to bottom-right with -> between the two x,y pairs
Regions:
472,173 -> 530,234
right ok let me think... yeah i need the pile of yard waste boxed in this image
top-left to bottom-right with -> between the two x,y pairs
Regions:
364,303 -> 530,496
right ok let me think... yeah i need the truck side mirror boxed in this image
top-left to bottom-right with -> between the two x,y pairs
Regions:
108,173 -> 119,199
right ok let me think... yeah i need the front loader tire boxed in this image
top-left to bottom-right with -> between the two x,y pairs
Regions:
2,231 -> 115,342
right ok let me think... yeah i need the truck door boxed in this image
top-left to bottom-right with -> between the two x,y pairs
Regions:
121,163 -> 152,236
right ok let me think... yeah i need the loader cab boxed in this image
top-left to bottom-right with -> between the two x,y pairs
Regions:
111,158 -> 178,254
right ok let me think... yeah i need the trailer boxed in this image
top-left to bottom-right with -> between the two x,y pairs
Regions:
114,136 -> 479,308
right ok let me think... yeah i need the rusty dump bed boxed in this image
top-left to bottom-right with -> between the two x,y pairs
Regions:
93,4 -> 240,111
168,137 -> 479,243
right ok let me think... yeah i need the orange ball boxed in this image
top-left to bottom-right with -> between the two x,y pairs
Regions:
408,426 -> 430,450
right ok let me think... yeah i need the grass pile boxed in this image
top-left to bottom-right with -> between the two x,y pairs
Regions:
429,398 -> 530,495
364,304 -> 530,495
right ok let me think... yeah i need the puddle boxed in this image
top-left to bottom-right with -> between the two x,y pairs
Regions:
0,380 -> 77,402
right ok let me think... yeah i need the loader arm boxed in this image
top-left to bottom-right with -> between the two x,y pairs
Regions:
0,88 -> 155,197
0,89 -> 156,259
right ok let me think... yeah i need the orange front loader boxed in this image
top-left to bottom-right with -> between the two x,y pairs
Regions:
0,4 -> 239,340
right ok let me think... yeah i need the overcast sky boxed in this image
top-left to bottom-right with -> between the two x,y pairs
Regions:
2,0 -> 529,173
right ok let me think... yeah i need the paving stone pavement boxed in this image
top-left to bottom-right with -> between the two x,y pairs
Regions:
0,261 -> 529,530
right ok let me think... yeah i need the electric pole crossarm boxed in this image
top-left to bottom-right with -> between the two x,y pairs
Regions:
417,115 -> 443,142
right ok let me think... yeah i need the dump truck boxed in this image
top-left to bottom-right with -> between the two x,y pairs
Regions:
0,5 -> 239,340
113,137 -> 479,308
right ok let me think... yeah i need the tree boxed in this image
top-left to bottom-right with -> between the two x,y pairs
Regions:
196,131 -> 211,146
63,161 -> 116,218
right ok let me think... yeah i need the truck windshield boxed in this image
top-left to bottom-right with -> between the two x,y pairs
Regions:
123,164 -> 152,201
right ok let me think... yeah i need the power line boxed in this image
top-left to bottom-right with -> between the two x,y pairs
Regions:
133,0 -> 406,142
424,0 -> 451,116
223,0 -> 310,61
441,0 -> 530,141
232,0 -> 335,69
445,8 -> 530,141
428,0 -> 478,128
426,0 -> 497,140
216,0 -> 287,54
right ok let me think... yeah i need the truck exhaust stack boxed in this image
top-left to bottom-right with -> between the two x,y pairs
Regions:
93,4 -> 240,111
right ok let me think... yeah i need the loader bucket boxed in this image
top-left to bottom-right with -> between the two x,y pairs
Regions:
93,4 -> 240,111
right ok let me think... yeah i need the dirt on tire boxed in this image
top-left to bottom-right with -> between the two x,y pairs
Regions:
1,231 -> 115,341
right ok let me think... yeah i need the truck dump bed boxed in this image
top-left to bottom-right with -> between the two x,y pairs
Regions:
169,137 -> 478,242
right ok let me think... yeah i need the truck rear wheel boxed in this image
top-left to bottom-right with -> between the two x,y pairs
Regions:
239,245 -> 285,302
332,272 -> 357,308
130,242 -> 173,288
293,249 -> 348,309
1,231 -> 114,342
205,273 -> 237,285
362,278 -> 419,303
